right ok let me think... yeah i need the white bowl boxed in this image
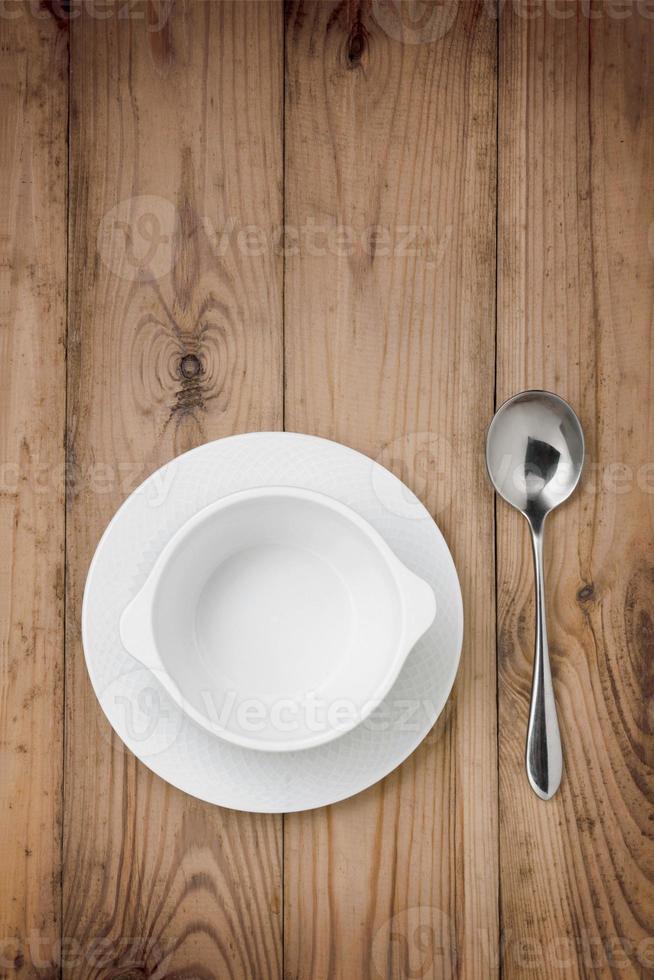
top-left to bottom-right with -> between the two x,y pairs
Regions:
119,486 -> 436,751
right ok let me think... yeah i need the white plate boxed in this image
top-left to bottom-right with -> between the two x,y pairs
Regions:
82,432 -> 463,813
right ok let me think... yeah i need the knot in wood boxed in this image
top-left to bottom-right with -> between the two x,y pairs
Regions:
179,353 -> 202,380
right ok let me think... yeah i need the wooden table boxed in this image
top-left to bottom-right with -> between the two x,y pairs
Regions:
2,1 -> 653,977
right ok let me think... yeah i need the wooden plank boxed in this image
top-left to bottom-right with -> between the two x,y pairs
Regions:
64,2 -> 283,976
498,3 -> 654,976
0,6 -> 67,975
283,2 -> 498,977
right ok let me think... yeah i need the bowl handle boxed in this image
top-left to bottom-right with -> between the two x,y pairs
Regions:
400,567 -> 437,649
119,585 -> 161,672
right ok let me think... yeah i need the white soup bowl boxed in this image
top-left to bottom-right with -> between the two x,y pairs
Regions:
120,486 -> 436,751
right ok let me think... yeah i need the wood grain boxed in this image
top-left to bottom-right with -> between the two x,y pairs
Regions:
0,8 -> 67,976
497,3 -> 654,977
283,2 -> 498,977
3,2 -> 653,976
63,2 -> 283,977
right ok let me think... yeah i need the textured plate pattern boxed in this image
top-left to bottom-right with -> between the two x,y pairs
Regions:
82,433 -> 463,812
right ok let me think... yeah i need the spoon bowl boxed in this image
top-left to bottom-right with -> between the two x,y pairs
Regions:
486,390 -> 584,800
486,390 -> 584,522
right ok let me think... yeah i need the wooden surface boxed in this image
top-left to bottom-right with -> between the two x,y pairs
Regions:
498,5 -> 654,977
0,8 -> 67,976
1,1 -> 652,977
64,3 -> 283,978
283,3 -> 497,978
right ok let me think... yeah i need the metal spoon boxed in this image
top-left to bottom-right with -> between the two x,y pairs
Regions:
486,390 -> 584,800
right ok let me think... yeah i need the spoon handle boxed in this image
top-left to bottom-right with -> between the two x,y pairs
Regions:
525,521 -> 563,799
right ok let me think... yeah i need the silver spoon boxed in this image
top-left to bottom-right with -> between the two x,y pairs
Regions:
486,390 -> 584,800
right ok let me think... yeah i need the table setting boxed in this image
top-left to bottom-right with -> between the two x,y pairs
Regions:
83,391 -> 583,813
5,2 -> 651,972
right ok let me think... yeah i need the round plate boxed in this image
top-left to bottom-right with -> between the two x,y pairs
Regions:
82,432 -> 463,813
